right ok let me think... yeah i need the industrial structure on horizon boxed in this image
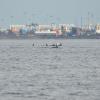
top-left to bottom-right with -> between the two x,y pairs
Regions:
0,22 -> 100,39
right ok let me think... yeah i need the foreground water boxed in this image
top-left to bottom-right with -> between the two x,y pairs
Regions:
0,39 -> 100,100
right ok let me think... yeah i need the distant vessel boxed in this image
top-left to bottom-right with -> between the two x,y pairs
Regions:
32,42 -> 62,48
34,30 -> 63,39
35,30 -> 58,36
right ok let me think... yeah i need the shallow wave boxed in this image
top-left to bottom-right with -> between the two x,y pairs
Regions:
0,39 -> 100,100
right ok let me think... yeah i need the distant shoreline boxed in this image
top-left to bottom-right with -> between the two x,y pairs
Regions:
0,36 -> 100,39
0,32 -> 100,39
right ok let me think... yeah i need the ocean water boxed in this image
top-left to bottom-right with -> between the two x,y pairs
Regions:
0,39 -> 100,100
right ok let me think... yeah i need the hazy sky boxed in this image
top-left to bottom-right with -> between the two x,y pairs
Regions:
0,0 -> 100,27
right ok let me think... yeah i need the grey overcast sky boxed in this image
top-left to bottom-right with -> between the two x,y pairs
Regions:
0,0 -> 100,27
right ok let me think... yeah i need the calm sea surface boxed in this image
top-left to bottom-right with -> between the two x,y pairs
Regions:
0,39 -> 100,100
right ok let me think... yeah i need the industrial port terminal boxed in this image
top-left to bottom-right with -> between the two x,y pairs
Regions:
0,23 -> 100,39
